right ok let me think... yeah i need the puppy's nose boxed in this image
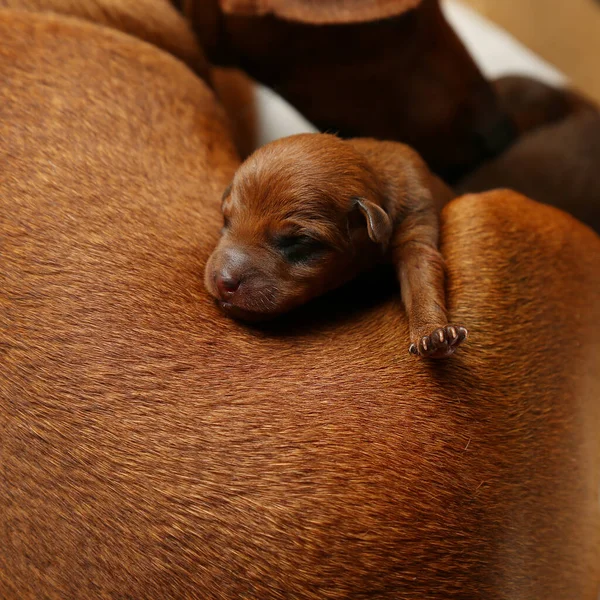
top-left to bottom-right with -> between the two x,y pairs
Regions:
216,272 -> 241,297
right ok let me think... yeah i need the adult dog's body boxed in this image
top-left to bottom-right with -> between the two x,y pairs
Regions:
0,3 -> 599,599
459,76 -> 600,232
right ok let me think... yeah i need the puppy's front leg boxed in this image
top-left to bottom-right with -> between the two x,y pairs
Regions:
392,204 -> 467,358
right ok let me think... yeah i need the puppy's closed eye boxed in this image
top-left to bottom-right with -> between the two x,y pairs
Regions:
273,234 -> 328,264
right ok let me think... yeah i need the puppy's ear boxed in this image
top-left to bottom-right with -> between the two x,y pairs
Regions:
353,197 -> 393,248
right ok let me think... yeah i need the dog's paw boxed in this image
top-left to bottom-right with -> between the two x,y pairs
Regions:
408,325 -> 468,359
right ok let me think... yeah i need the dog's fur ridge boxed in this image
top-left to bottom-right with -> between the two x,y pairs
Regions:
0,0 -> 211,79
205,133 -> 467,357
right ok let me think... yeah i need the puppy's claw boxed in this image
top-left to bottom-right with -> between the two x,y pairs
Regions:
431,328 -> 446,347
451,326 -> 468,347
409,324 -> 468,359
446,326 -> 457,343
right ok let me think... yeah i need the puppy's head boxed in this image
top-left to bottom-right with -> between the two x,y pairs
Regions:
204,133 -> 392,321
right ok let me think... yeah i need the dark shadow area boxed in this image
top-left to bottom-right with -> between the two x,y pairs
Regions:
241,265 -> 399,339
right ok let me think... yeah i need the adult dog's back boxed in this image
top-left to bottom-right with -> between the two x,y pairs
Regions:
0,8 -> 599,599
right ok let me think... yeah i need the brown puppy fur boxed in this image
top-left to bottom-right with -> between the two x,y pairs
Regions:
459,77 -> 600,232
1,8 -> 599,600
205,133 -> 467,357
179,0 -> 514,181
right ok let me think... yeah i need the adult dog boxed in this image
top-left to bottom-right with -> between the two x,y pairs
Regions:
0,3 -> 598,598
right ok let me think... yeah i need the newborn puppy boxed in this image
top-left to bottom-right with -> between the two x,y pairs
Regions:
205,133 -> 467,358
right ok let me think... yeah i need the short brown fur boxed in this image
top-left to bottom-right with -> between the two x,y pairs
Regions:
0,0 -> 211,79
0,7 -> 599,600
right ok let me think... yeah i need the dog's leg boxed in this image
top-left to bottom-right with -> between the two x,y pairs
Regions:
392,205 -> 467,358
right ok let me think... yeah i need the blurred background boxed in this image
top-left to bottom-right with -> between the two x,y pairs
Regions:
462,0 -> 600,103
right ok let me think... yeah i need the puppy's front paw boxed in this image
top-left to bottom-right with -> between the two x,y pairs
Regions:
408,325 -> 468,359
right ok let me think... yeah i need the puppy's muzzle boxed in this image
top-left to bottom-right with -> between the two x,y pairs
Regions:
215,270 -> 241,299
212,248 -> 251,302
